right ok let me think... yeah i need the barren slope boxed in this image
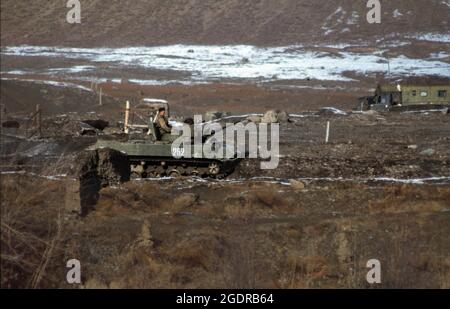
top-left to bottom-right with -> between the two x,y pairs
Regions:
1,0 -> 449,47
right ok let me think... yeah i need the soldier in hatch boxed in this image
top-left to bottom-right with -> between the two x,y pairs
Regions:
153,107 -> 183,142
155,107 -> 172,136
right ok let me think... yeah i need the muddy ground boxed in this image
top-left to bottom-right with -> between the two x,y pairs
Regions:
1,78 -> 449,289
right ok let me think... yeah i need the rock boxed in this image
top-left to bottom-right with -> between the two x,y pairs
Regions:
290,179 -> 306,191
407,145 -> 418,150
247,115 -> 262,124
241,57 -> 250,64
204,111 -> 230,122
79,122 -> 100,136
317,107 -> 347,116
364,110 -> 379,115
277,110 -> 290,122
261,110 -> 279,123
261,110 -> 290,123
136,220 -> 154,248
442,107 -> 449,115
65,179 -> 83,215
420,148 -> 436,156
173,193 -> 199,209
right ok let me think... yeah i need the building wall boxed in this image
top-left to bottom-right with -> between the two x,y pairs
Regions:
401,85 -> 450,105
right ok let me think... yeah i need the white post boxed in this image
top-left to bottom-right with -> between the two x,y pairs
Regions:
99,87 -> 103,106
325,121 -> 330,143
124,101 -> 130,134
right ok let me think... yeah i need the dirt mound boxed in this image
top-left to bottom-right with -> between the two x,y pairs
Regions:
96,148 -> 131,185
72,148 -> 130,215
75,148 -> 130,187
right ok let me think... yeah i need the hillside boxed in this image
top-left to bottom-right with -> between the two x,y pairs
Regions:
1,0 -> 449,47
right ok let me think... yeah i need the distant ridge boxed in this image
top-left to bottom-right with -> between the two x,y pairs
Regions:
1,0 -> 449,47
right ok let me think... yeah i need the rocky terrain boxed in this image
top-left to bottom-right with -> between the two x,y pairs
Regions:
1,0 -> 450,290
1,81 -> 450,288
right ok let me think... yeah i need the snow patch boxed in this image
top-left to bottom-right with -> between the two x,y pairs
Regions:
429,51 -> 450,59
3,70 -> 27,75
0,77 -> 93,92
48,65 -> 95,73
408,32 -> 450,43
321,107 -> 347,115
373,177 -> 450,184
3,44 -> 450,83
347,11 -> 360,25
143,98 -> 168,103
393,9 -> 403,18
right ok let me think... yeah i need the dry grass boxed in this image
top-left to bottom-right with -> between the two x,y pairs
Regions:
0,175 -> 67,288
276,255 -> 329,289
222,233 -> 259,289
2,173 -> 449,288
368,184 -> 450,214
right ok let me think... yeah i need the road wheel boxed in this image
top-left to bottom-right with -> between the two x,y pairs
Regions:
131,171 -> 142,180
168,169 -> 182,178
208,162 -> 220,176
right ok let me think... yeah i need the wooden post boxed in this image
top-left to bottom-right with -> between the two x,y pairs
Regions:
325,121 -> 330,143
99,87 -> 103,106
124,101 -> 130,134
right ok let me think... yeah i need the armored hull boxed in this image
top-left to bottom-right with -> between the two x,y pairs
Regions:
94,138 -> 241,179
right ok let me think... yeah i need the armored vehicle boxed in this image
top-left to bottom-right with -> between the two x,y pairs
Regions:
94,100 -> 242,179
357,84 -> 450,112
